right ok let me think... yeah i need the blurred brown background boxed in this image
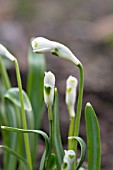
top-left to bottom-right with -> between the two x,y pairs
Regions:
0,0 -> 113,169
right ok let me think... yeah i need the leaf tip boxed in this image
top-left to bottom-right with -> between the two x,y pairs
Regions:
86,102 -> 91,107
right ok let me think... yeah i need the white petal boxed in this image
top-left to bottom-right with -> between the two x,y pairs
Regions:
0,44 -> 15,61
44,71 -> 55,87
31,37 -> 81,65
31,37 -> 55,53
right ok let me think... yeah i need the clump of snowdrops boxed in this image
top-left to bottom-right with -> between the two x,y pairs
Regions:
0,37 -> 101,170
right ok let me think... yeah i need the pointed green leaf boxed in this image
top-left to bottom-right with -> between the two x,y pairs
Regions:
85,103 -> 101,170
53,88 -> 64,169
68,136 -> 86,170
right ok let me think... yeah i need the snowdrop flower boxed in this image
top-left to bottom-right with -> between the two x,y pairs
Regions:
66,76 -> 78,117
44,71 -> 55,107
61,150 -> 75,170
0,44 -> 15,61
31,37 -> 80,66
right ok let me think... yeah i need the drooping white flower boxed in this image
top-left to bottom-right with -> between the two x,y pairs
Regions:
65,76 -> 78,117
0,44 -> 15,61
61,150 -> 76,170
44,71 -> 55,107
31,37 -> 80,66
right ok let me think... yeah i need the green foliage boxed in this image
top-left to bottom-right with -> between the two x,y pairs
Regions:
85,103 -> 101,170
0,39 -> 101,170
27,46 -> 46,129
53,89 -> 64,169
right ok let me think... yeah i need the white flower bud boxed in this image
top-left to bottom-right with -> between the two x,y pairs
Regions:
66,76 -> 78,117
61,150 -> 76,170
31,37 -> 80,66
0,44 -> 15,61
44,71 -> 55,107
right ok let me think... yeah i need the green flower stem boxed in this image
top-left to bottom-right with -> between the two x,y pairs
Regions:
46,105 -> 53,169
68,116 -> 75,150
14,59 -> 32,170
0,56 -> 11,89
73,63 -> 84,167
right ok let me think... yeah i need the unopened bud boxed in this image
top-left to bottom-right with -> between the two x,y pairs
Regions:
44,71 -> 55,107
66,76 -> 78,117
61,150 -> 76,170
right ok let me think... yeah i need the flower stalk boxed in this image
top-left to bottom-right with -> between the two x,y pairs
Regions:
14,59 -> 32,170
43,71 -> 55,169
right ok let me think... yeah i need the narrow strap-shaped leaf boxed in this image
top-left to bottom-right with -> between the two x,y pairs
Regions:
1,126 -> 50,170
27,46 -> 46,166
0,56 -> 11,90
0,145 -> 29,170
27,45 -> 46,129
1,126 -> 49,149
2,96 -> 19,170
85,103 -> 101,170
2,87 -> 35,167
68,136 -> 86,170
53,88 -> 64,169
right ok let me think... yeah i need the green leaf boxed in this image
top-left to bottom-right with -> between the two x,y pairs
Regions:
85,103 -> 101,170
49,154 -> 56,170
4,88 -> 32,112
53,88 -> 64,169
2,93 -> 19,170
27,45 -> 46,129
1,126 -> 49,148
68,136 -> 86,170
27,45 -> 46,166
2,87 -> 35,168
1,126 -> 49,169
0,56 -> 11,90
0,145 -> 30,170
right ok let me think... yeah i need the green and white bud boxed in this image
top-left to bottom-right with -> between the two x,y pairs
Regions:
31,37 -> 80,66
0,44 -> 15,61
44,71 -> 55,107
61,150 -> 76,170
66,76 -> 78,117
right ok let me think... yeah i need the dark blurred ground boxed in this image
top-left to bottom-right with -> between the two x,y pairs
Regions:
0,0 -> 113,169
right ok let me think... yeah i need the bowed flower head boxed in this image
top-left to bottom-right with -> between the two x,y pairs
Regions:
66,76 -> 78,117
31,37 -> 80,66
44,71 -> 55,107
0,44 -> 15,61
